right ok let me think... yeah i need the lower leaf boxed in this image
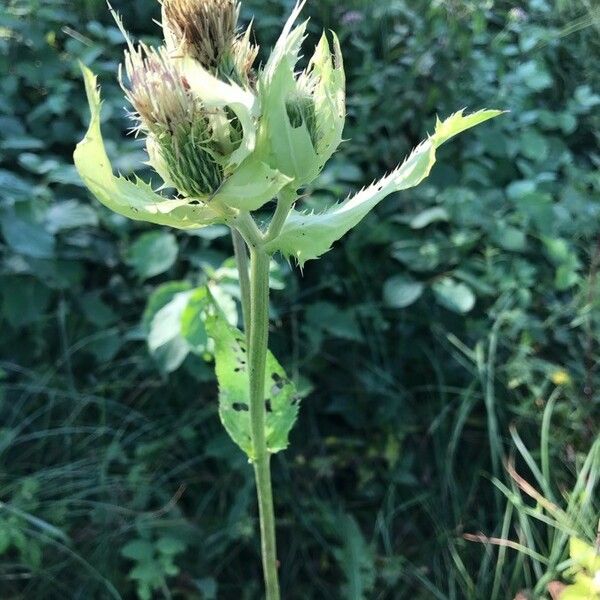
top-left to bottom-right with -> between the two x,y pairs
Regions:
206,312 -> 300,460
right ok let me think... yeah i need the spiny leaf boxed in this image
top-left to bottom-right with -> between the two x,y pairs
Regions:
266,109 -> 504,266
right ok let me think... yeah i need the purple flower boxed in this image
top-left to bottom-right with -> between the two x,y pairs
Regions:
341,10 -> 363,27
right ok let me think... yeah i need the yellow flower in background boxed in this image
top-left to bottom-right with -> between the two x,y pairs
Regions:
560,538 -> 600,599
551,370 -> 572,386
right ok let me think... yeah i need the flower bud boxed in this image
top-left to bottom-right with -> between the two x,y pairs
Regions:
256,3 -> 346,188
290,33 -> 345,159
118,39 -> 290,210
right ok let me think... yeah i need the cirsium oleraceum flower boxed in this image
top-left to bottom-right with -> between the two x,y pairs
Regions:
74,1 -> 292,230
75,0 -> 502,252
121,44 -> 225,198
73,6 -> 502,597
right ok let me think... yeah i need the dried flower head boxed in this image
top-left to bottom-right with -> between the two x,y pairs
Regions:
162,0 -> 258,84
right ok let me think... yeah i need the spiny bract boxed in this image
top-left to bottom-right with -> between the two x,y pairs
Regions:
75,0 -> 502,263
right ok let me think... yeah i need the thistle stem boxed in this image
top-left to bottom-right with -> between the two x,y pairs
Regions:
265,188 -> 296,243
234,211 -> 264,248
232,229 -> 251,334
248,247 -> 280,600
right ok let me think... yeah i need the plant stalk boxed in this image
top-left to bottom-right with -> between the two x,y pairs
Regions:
232,228 -> 251,334
265,188 -> 296,243
248,246 -> 280,600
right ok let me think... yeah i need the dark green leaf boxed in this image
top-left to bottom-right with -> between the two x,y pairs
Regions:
127,232 -> 179,280
1,211 -> 55,258
383,276 -> 424,308
46,200 -> 98,233
0,276 -> 52,327
0,170 -> 33,203
121,540 -> 155,562
156,537 -> 185,556
410,207 -> 449,229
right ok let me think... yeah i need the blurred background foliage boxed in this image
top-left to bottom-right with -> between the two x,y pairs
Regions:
0,0 -> 599,598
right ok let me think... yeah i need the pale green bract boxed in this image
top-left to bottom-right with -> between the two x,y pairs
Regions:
208,155 -> 293,212
266,109 -> 504,266
175,56 -> 258,170
206,312 -> 299,460
74,63 -> 292,222
74,64 -> 224,230
255,0 -> 346,191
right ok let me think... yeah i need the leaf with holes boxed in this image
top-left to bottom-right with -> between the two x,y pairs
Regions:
205,313 -> 300,460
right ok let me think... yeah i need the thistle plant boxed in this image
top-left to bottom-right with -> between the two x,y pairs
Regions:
74,1 -> 502,597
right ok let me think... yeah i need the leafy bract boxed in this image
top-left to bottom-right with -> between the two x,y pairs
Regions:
206,312 -> 299,460
256,1 -> 345,188
177,56 -> 259,170
212,155 -> 293,211
179,57 -> 293,210
266,109 -> 504,266
257,4 -> 312,183
308,32 -> 346,163
74,64 -> 224,230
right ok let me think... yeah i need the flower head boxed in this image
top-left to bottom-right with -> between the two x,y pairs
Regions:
121,44 -> 225,197
162,0 -> 258,84
121,45 -> 193,136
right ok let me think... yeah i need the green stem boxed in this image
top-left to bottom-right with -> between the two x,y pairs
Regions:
234,211 -> 263,248
248,247 -> 280,600
265,188 -> 296,243
232,228 -> 251,335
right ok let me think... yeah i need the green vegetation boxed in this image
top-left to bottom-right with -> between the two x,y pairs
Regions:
0,0 -> 598,598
